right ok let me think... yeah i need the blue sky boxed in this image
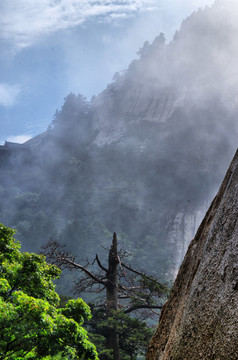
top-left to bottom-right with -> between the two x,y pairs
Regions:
0,0 -> 215,144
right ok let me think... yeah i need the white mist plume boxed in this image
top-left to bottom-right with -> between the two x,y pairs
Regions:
0,83 -> 22,107
0,0 -> 157,49
7,134 -> 32,144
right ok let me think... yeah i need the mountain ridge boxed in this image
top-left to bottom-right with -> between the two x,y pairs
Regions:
0,0 -> 238,287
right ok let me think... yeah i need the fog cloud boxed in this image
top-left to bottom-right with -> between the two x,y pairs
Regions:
0,0 -> 157,49
1,0 -> 238,286
0,83 -> 22,107
6,134 -> 32,144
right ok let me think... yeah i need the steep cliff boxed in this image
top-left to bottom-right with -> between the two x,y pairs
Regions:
147,148 -> 238,360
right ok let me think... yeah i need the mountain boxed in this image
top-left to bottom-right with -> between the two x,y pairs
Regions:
0,0 -> 238,290
91,0 -> 238,147
147,148 -> 238,360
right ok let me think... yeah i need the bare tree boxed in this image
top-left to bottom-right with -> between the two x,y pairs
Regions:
42,232 -> 168,360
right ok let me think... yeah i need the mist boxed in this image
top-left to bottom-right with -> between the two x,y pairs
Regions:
0,0 -> 238,294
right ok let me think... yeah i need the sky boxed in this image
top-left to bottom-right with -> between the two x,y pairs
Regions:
0,0 -> 215,145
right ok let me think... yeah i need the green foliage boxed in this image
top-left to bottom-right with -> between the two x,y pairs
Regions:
139,274 -> 169,297
0,224 -> 98,360
87,307 -> 154,360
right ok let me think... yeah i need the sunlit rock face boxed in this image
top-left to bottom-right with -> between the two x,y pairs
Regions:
166,204 -> 210,277
92,82 -> 177,146
147,149 -> 238,360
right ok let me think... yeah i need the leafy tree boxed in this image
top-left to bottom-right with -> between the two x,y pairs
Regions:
52,93 -> 89,127
87,307 -> 154,360
137,41 -> 150,58
0,223 -> 98,360
43,233 -> 169,360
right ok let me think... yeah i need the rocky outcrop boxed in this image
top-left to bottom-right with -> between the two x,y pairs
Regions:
92,81 -> 177,146
147,149 -> 238,360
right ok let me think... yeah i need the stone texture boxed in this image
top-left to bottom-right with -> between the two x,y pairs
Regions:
147,149 -> 238,360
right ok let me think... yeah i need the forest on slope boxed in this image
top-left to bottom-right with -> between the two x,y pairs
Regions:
0,0 -> 238,294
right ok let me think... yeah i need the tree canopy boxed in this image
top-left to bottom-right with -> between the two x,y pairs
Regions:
0,224 -> 98,360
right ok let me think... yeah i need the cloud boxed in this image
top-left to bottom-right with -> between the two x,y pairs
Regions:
0,0 -> 157,49
0,83 -> 22,107
6,134 -> 32,144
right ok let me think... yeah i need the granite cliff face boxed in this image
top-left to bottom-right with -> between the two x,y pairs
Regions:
147,149 -> 238,360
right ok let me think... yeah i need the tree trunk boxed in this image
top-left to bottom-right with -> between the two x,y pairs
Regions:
106,232 -> 120,360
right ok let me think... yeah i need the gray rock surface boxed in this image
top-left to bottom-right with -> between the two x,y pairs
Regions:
147,149 -> 238,360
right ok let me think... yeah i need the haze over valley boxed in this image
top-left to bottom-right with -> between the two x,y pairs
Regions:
1,0 -> 238,292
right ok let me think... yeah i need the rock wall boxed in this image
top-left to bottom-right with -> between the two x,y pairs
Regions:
92,81 -> 177,146
147,149 -> 238,360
